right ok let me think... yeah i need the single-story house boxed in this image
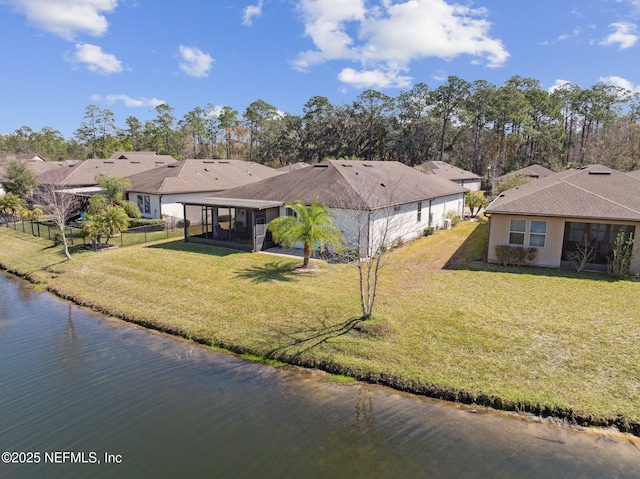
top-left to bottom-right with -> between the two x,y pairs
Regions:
417,161 -> 482,191
0,154 -> 49,195
276,162 -> 310,172
39,153 -> 177,189
485,165 -> 640,273
181,160 -> 468,253
495,164 -> 555,183
125,159 -> 283,220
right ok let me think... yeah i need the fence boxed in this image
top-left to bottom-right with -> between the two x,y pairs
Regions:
1,216 -> 185,248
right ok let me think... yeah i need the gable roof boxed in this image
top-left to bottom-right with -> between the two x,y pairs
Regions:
39,155 -> 178,187
0,157 -> 76,184
208,160 -> 468,210
276,162 -> 310,172
109,151 -> 177,163
418,161 -> 481,181
496,164 -> 554,181
0,153 -> 47,164
628,169 -> 640,179
486,165 -> 640,222
127,159 -> 282,195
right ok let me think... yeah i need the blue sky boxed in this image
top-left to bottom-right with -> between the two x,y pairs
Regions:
1,0 -> 639,139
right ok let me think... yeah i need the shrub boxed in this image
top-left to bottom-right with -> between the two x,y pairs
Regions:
52,231 -> 63,246
445,210 -> 461,227
423,226 -> 435,236
608,232 -> 634,278
495,245 -> 538,266
127,218 -> 167,229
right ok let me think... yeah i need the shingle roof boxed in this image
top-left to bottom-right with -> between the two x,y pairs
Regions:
418,161 -> 481,181
39,156 -> 178,187
0,157 -> 76,183
126,159 -> 282,195
486,165 -> 640,221
210,160 -> 468,210
276,162 -> 311,172
496,164 -> 554,181
627,169 -> 640,179
109,151 -> 176,163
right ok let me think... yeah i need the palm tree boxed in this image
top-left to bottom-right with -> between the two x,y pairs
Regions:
96,174 -> 141,218
267,198 -> 345,268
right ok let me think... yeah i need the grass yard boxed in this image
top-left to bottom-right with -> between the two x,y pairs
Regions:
1,220 -> 639,433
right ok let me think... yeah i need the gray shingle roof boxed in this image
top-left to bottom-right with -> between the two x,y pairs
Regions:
126,159 -> 282,195
486,165 -> 640,221
210,160 -> 468,210
418,161 -> 481,181
496,164 -> 554,181
39,156 -> 178,187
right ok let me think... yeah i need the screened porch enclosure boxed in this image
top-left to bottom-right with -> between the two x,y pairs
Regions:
561,221 -> 636,270
182,199 -> 282,251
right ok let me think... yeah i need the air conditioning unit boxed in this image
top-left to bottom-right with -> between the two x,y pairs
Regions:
443,218 -> 452,230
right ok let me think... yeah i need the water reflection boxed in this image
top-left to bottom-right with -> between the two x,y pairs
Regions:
0,271 -> 639,479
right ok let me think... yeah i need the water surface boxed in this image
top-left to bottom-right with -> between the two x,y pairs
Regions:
0,272 -> 638,478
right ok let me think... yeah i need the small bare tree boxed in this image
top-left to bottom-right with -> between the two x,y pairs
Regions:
569,234 -> 595,272
33,184 -> 80,260
332,178 -> 406,319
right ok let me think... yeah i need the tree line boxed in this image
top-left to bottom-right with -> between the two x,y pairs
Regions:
2,75 -> 640,176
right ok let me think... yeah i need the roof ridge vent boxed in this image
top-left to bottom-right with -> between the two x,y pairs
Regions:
588,170 -> 611,175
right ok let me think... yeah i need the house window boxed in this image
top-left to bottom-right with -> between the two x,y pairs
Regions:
417,202 -> 422,222
509,219 -> 526,245
143,195 -> 151,215
285,207 -> 297,218
529,220 -> 547,247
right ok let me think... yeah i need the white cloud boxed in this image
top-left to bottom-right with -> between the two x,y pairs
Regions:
338,67 -> 412,88
548,79 -> 573,93
600,22 -> 639,49
90,94 -> 166,108
243,0 -> 263,26
599,75 -> 640,94
67,43 -> 122,74
8,0 -> 118,40
178,45 -> 214,78
293,0 -> 509,89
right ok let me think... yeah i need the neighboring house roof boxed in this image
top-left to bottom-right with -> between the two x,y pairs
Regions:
39,156 -> 178,187
209,160 -> 468,210
496,164 -> 554,181
127,159 -> 283,195
276,162 -> 311,172
0,157 -> 72,184
486,165 -> 640,222
109,151 -> 176,162
0,153 -> 47,164
418,161 -> 481,181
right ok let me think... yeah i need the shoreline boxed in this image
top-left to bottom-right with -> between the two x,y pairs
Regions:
2,227 -> 640,439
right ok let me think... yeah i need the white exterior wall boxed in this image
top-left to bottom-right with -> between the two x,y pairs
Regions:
426,194 -> 465,229
131,192 -> 218,220
456,178 -> 482,191
278,193 -> 465,256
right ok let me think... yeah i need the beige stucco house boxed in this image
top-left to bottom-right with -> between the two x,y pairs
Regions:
485,165 -> 640,273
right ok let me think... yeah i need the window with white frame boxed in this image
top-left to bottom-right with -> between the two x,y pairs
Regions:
508,219 -> 526,245
417,202 -> 422,222
529,220 -> 547,247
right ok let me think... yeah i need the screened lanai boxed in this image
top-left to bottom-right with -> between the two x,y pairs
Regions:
181,198 -> 282,251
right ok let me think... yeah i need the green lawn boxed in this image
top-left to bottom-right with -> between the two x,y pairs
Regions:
1,221 -> 639,433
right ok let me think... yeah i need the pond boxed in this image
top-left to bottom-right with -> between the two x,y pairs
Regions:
0,272 -> 638,478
